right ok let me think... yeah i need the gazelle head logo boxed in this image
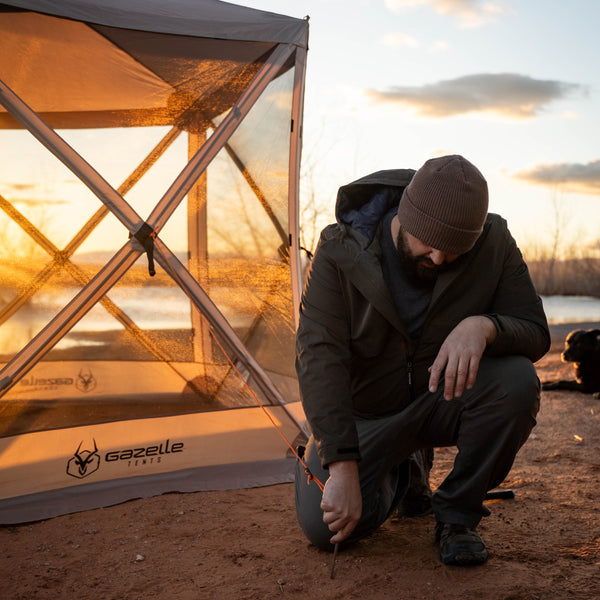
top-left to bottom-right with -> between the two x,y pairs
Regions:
66,439 -> 100,479
76,368 -> 97,393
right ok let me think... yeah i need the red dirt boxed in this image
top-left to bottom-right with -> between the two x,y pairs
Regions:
1,331 -> 599,599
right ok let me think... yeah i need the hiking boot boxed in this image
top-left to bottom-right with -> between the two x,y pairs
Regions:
435,522 -> 488,566
400,448 -> 434,517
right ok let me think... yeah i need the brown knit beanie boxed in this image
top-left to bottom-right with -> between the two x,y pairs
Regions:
397,155 -> 488,255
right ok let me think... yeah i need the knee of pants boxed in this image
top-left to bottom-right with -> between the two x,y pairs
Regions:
294,460 -> 334,551
482,355 -> 540,420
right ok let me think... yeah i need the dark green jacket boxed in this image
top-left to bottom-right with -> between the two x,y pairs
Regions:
295,169 -> 550,468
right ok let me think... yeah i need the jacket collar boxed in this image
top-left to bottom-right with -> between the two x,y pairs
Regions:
337,224 -> 409,336
337,217 -> 491,334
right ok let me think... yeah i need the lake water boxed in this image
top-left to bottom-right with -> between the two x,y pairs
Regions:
540,295 -> 600,325
1,292 -> 599,357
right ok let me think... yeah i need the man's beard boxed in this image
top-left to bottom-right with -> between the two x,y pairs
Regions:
395,228 -> 448,286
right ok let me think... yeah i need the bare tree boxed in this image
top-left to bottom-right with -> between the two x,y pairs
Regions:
545,185 -> 572,293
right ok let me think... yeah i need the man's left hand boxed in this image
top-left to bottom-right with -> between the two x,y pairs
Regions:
428,315 -> 497,401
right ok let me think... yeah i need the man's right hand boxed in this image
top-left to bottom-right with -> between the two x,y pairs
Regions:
320,460 -> 362,545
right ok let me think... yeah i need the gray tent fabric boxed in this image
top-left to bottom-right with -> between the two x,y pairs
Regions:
0,0 -> 309,524
3,0 -> 309,45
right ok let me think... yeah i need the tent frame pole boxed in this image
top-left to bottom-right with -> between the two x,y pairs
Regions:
0,44 -> 299,417
152,238 -> 306,431
0,126 -> 182,326
288,46 -> 308,328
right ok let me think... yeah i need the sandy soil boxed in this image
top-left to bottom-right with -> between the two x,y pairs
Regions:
1,325 -> 599,600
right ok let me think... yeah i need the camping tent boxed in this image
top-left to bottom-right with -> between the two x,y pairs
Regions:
0,0 -> 309,523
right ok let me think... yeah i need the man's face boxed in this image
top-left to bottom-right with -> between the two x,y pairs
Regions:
395,226 -> 459,286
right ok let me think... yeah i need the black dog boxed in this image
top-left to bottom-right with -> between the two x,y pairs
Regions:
542,329 -> 600,398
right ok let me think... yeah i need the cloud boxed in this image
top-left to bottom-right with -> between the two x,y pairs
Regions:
384,0 -> 507,27
1,184 -> 69,206
365,73 -> 584,118
264,89 -> 293,111
382,32 -> 420,47
381,31 -> 449,53
4,182 -> 38,192
515,160 -> 600,196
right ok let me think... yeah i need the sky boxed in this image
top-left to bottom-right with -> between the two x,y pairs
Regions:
239,0 -> 600,257
1,0 -> 598,261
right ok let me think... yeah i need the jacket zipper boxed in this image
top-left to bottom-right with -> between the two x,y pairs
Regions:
407,358 -> 416,402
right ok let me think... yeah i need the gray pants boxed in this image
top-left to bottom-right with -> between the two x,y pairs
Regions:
295,355 -> 540,550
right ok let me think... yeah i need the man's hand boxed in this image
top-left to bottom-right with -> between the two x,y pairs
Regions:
320,460 -> 362,545
428,315 -> 497,401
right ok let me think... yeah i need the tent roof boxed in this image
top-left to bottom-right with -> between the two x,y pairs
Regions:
1,0 -> 308,47
0,0 -> 308,129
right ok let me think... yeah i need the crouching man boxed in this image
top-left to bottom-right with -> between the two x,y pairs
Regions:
294,155 -> 549,565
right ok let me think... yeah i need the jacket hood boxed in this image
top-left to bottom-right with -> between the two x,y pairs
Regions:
335,169 -> 416,242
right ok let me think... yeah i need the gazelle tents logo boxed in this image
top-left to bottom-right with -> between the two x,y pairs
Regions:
76,368 -> 97,393
66,439 -> 101,479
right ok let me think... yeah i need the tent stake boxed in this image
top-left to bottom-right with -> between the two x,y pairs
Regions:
330,543 -> 339,579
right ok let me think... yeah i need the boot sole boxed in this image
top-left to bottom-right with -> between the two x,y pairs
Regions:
440,549 -> 488,566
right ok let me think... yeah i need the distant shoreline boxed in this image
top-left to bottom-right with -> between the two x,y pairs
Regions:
548,320 -> 599,348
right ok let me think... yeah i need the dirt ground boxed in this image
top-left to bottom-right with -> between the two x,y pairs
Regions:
1,324 -> 599,600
